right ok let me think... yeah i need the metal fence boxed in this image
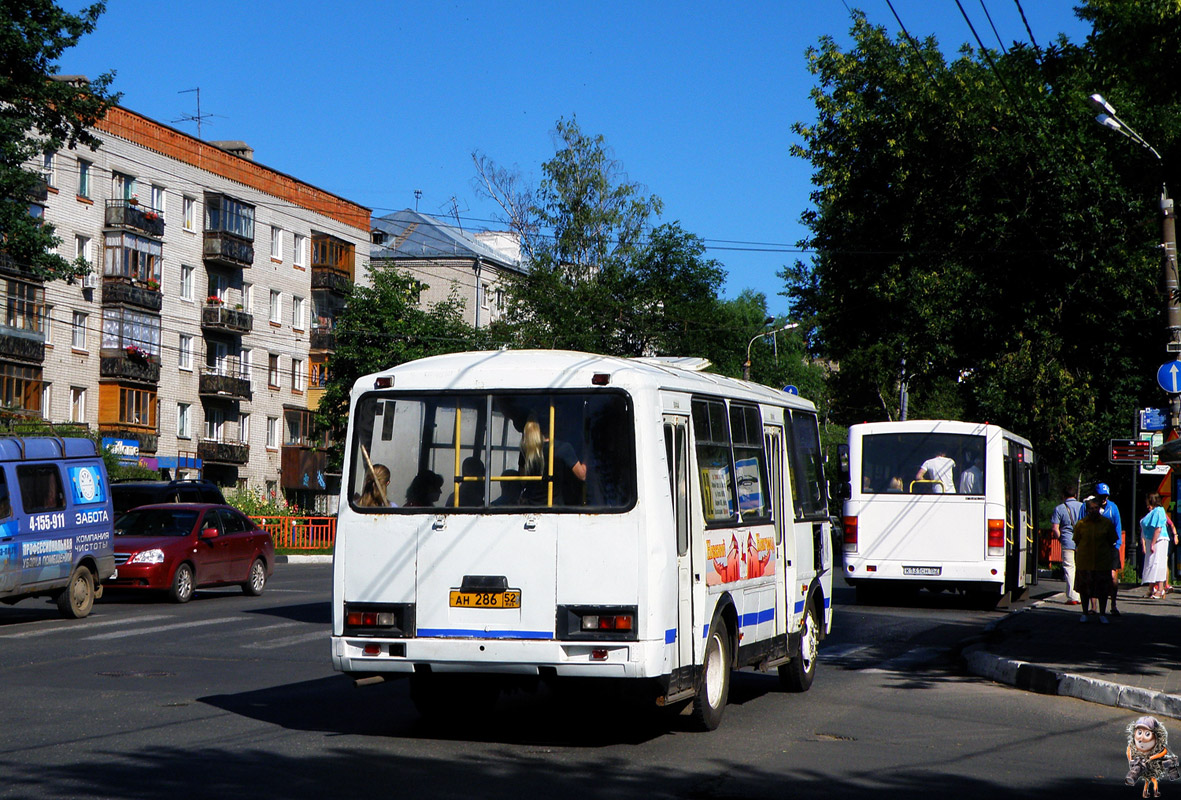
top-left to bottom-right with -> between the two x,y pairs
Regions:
251,516 -> 336,551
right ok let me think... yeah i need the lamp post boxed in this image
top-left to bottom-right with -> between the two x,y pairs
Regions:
1089,93 -> 1180,576
744,321 -> 799,381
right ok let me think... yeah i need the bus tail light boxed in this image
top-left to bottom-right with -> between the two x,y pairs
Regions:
343,603 -> 414,637
987,519 -> 1005,556
559,605 -> 638,639
843,516 -> 858,553
582,613 -> 633,632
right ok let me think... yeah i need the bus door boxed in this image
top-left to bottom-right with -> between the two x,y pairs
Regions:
764,425 -> 789,636
663,415 -> 694,673
1003,441 -> 1027,593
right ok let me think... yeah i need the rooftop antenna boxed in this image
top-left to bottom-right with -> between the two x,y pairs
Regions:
174,88 -> 220,140
414,189 -> 422,212
443,196 -> 467,231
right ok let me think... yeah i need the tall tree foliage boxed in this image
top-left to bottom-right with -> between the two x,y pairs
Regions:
1,0 -> 118,279
786,7 -> 1176,474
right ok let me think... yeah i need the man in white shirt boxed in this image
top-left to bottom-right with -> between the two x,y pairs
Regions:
958,451 -> 982,494
916,449 -> 956,493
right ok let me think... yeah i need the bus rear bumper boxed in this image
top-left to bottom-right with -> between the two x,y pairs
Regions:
331,635 -> 669,679
843,558 -> 1006,586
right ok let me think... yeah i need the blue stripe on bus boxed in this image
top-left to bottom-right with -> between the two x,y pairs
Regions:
793,599 -> 805,614
739,607 -> 776,628
665,628 -> 676,644
416,628 -> 554,640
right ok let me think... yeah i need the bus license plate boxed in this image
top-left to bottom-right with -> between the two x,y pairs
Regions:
902,566 -> 941,576
449,590 -> 521,609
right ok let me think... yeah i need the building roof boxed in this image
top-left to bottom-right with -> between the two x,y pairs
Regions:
371,209 -> 523,272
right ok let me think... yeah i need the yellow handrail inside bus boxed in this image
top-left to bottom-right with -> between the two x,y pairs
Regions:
908,479 -> 943,493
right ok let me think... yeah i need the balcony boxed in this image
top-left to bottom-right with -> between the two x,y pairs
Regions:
198,439 -> 249,464
104,199 -> 165,238
0,329 -> 45,363
98,426 -> 158,454
203,230 -> 254,269
0,253 -> 40,281
200,304 -> 252,335
198,368 -> 251,401
101,279 -> 163,312
311,267 -> 351,295
310,326 -> 335,352
99,349 -> 160,384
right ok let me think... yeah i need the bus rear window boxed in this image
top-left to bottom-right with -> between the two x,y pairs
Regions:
862,432 -> 986,495
349,391 -> 636,512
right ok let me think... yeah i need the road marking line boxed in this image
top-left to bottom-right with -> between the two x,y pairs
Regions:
243,630 -> 326,650
85,616 -> 244,640
0,614 -> 172,639
819,643 -> 871,660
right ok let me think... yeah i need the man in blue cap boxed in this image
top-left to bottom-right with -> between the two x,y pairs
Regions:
1094,482 -> 1123,615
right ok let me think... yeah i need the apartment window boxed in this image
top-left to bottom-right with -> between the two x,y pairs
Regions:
40,384 -> 51,420
271,226 -> 282,260
183,196 -> 196,232
42,304 -> 52,346
112,171 -> 136,201
292,296 -> 305,330
5,279 -> 44,334
266,416 -> 278,449
103,232 -> 161,282
177,402 -> 191,439
240,413 -> 250,445
241,348 -> 253,386
71,311 -> 87,350
269,290 -> 281,324
118,386 -> 156,427
207,273 -> 227,303
267,354 -> 280,388
180,265 -> 194,301
0,362 -> 43,415
242,282 -> 253,313
481,283 -> 490,310
286,409 -> 311,445
293,233 -> 306,267
204,407 -> 224,442
77,159 -> 91,198
150,185 -> 166,217
101,307 -> 161,357
70,387 -> 86,423
75,235 -> 91,270
291,358 -> 305,393
178,334 -> 193,371
42,153 -> 55,188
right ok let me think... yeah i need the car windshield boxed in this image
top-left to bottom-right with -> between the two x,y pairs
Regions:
115,509 -> 200,537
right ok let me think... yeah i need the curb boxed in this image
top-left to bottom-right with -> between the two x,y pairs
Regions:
960,596 -> 1181,717
276,554 -> 333,564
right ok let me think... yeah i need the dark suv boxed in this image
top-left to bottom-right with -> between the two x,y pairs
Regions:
112,479 -> 226,516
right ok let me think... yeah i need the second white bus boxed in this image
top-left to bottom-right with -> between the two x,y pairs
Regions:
331,350 -> 834,729
839,420 -> 1037,605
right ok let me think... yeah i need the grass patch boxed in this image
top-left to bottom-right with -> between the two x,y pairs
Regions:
277,546 -> 333,557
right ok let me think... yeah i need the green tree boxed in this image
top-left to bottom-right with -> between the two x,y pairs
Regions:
1,0 -> 118,279
314,266 -> 487,465
786,7 -> 1168,477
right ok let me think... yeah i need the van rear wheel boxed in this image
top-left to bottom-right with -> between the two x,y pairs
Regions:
56,565 -> 95,619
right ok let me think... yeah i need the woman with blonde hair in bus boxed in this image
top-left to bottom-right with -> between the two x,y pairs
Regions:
1140,493 -> 1170,599
357,463 -> 392,507
518,417 -> 586,505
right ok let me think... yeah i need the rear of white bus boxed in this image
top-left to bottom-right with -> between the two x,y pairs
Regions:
841,423 -> 1008,596
330,382 -> 676,712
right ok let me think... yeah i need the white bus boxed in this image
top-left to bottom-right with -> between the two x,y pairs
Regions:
331,350 -> 834,729
839,420 -> 1038,605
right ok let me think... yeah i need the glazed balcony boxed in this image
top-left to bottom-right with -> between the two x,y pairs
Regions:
200,304 -> 252,335
197,439 -> 249,464
101,279 -> 163,312
0,329 -> 44,363
104,199 -> 165,238
198,366 -> 251,401
203,230 -> 254,269
311,267 -> 351,295
99,348 -> 160,384
309,326 -> 335,352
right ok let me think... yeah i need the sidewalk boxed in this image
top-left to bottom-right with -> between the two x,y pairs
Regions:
962,576 -> 1181,718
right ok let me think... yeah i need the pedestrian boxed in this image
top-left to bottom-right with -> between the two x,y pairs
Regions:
1074,496 -> 1117,623
1094,482 -> 1124,615
1050,487 -> 1084,605
1141,493 -> 1171,600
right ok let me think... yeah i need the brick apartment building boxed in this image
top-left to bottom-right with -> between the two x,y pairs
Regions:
20,105 -> 370,510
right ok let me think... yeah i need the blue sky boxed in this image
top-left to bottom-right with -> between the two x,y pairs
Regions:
59,1 -> 1091,317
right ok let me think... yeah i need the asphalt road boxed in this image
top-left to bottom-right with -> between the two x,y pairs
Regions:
0,566 -> 1147,799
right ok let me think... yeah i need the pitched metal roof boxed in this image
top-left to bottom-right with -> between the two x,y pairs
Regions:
370,209 -> 522,272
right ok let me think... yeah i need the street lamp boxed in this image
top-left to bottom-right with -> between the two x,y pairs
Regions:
743,320 -> 799,381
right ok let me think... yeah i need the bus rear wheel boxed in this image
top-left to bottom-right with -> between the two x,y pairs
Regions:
780,598 -> 819,692
692,617 -> 731,731
56,565 -> 95,619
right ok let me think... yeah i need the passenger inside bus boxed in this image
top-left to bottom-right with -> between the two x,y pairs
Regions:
405,470 -> 444,507
518,417 -> 586,506
357,463 -> 393,507
447,457 -> 486,507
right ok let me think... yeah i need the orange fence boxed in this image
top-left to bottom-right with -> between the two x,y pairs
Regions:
251,516 -> 336,550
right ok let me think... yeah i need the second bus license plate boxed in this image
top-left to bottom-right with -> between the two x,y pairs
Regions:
449,589 -> 521,609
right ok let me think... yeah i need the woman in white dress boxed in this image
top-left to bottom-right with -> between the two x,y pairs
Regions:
1140,493 -> 1171,599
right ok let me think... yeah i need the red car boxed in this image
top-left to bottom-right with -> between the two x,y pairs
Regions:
106,503 -> 275,603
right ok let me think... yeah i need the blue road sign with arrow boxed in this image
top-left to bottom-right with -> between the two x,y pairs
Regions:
1158,361 -> 1181,394
783,385 -> 799,396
